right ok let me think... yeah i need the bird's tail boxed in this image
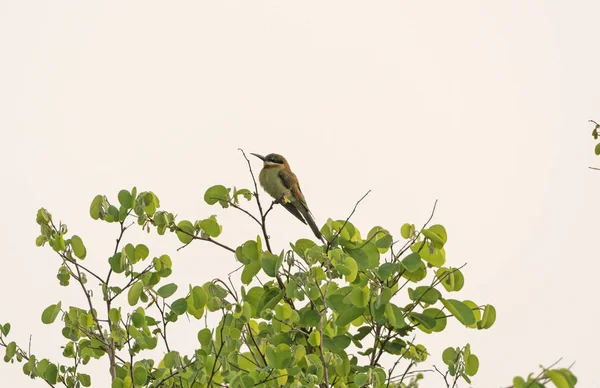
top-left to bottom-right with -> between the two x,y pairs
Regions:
301,208 -> 324,242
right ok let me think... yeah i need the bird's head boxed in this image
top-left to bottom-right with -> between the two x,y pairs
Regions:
250,153 -> 289,169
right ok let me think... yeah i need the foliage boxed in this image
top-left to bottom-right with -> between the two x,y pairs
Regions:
0,151 -> 576,387
591,119 -> 600,157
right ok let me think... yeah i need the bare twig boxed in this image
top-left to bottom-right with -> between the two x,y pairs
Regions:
238,148 -> 273,253
326,190 -> 371,252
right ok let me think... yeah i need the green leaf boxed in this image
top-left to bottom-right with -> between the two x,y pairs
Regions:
478,304 -> 497,330
342,256 -> 358,282
367,226 -> 393,253
156,284 -> 178,299
1,323 -> 10,336
242,240 -> 260,262
436,267 -> 465,292
241,261 -> 261,285
41,302 -> 62,324
442,347 -> 457,365
595,143 -> 600,155
111,378 -> 124,388
409,286 -> 440,305
171,298 -> 188,315
109,253 -> 126,273
78,373 -> 92,387
261,252 -> 280,277
377,262 -> 396,280
546,370 -> 572,388
89,195 -> 104,220
134,244 -> 149,261
35,235 -> 47,247
128,282 -> 143,306
355,373 -> 369,386
422,308 -> 447,333
291,239 -> 317,257
412,241 -> 446,267
409,312 -> 436,329
401,252 -> 423,272
199,216 -> 222,238
163,351 -> 180,368
133,366 -> 147,386
198,328 -> 212,347
323,335 -> 352,353
349,288 -> 369,308
45,363 -> 58,384
4,341 -> 16,361
422,224 -> 447,248
70,235 -> 86,259
335,306 -> 364,327
204,185 -> 229,207
441,299 -> 476,326
176,221 -> 194,244
465,354 -> 479,376
191,286 -> 208,309
275,344 -> 292,369
400,223 -> 413,239
118,190 -> 133,209
347,243 -> 380,270
234,188 -> 253,202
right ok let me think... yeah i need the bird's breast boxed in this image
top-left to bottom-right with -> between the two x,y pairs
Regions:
259,168 -> 290,200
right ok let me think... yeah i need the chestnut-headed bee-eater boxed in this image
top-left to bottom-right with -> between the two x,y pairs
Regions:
250,153 -> 323,241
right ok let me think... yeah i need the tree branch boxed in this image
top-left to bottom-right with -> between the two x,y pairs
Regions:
326,190 -> 371,253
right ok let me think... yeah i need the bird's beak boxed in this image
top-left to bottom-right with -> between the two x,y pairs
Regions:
250,153 -> 266,161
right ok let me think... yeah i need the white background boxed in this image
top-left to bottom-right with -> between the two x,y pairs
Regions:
1,1 -> 599,387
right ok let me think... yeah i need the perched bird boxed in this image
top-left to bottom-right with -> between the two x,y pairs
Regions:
250,153 -> 323,241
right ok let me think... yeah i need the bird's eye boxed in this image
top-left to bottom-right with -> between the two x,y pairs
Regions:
268,155 -> 283,164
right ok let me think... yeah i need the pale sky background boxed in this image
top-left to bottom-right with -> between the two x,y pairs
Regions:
1,1 -> 599,387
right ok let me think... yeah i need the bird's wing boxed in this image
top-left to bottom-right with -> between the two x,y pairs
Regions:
278,169 -> 307,224
279,168 -> 323,240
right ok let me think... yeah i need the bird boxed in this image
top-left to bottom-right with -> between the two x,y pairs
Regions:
250,153 -> 324,241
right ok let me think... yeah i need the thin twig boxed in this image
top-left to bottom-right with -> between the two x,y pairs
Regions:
326,190 -> 371,252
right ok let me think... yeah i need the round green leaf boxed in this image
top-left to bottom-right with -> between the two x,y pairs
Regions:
191,286 -> 208,309
409,312 -> 436,330
595,143 -> 600,155
343,256 -> 358,282
44,363 -> 58,384
89,195 -> 104,220
134,244 -> 149,261
478,304 -> 497,330
77,373 -> 91,387
111,378 -> 124,388
261,252 -> 280,277
198,328 -> 212,347
171,298 -> 188,315
199,216 -> 222,238
423,308 -> 447,332
465,354 -> 479,376
41,302 -> 62,324
335,306 -> 364,327
204,185 -> 229,206
163,351 -> 180,368
133,366 -> 147,386
400,223 -> 412,239
241,261 -> 261,285
70,235 -> 86,259
441,299 -> 476,326
176,221 -> 194,244
156,283 -> 178,299
401,252 -> 423,272
127,282 -> 143,306
118,190 -> 133,209
442,347 -> 457,365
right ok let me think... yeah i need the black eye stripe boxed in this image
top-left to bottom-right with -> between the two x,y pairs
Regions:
266,154 -> 284,164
